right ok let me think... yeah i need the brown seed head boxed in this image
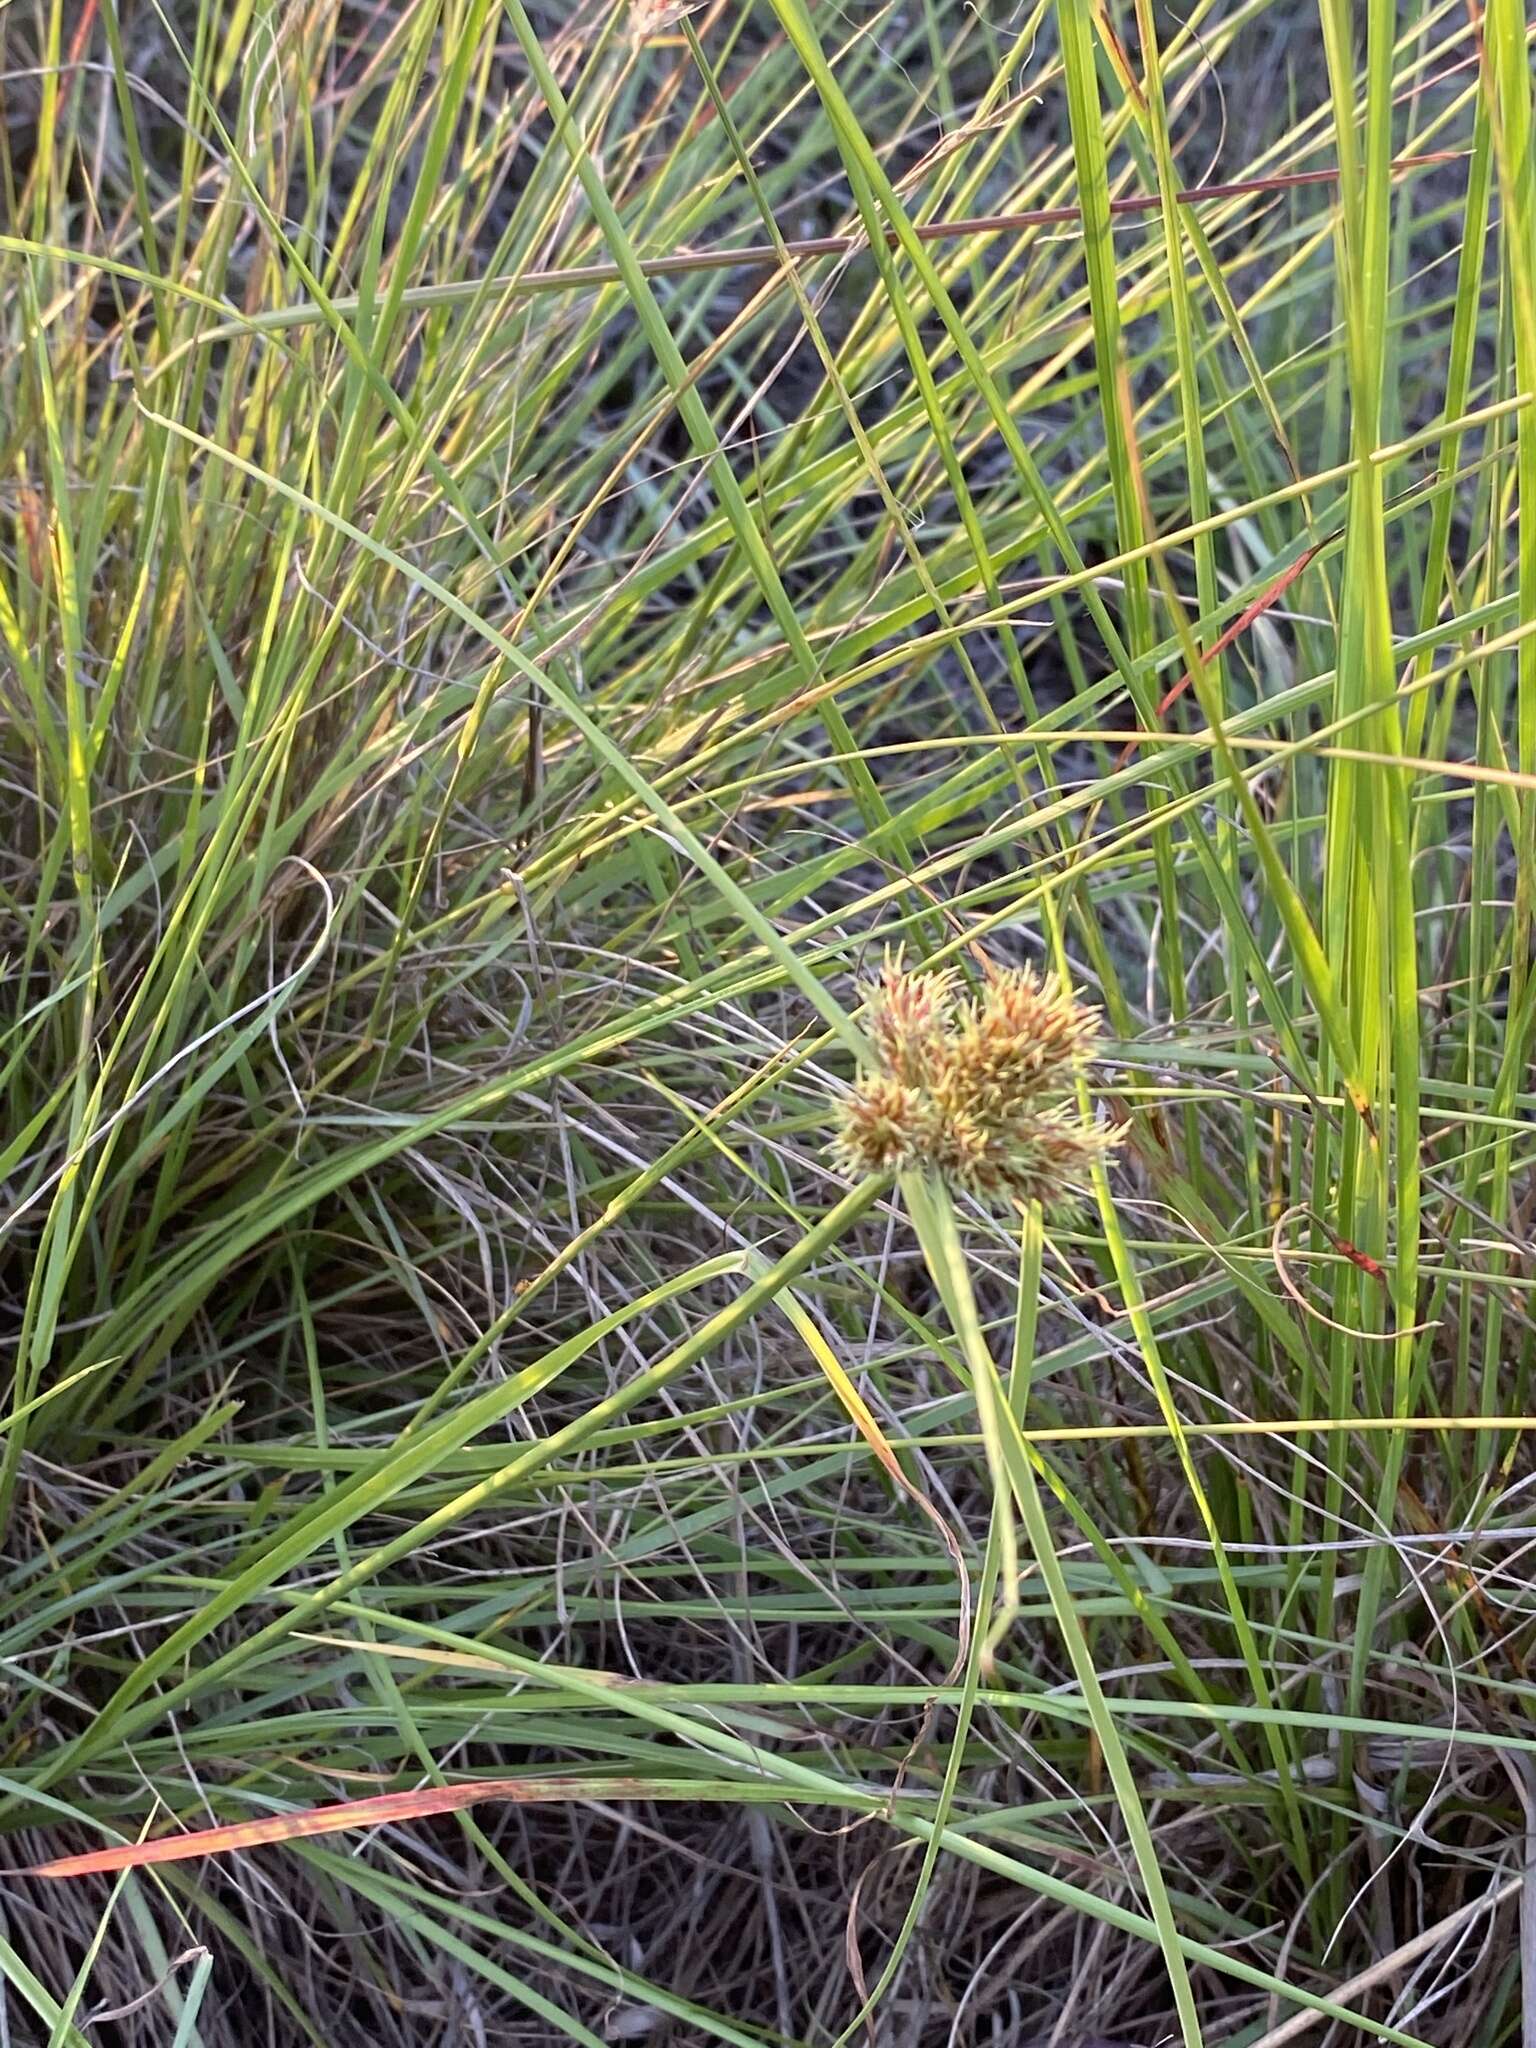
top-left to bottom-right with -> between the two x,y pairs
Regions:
864,950 -> 956,1089
831,1072 -> 932,1179
834,954 -> 1116,1207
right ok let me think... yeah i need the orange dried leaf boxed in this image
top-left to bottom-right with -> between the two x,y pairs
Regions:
31,1777 -> 645,1879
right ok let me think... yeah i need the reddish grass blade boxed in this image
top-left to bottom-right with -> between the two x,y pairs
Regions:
65,0 -> 101,76
30,1777 -> 650,1878
510,154 -> 1464,294
1116,538 -> 1333,766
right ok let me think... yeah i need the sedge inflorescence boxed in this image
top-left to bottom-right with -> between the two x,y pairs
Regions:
832,952 -> 1118,1206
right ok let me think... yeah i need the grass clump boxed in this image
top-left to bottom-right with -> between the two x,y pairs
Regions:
0,0 -> 1533,2043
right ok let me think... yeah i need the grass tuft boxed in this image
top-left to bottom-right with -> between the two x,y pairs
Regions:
0,0 -> 1533,2041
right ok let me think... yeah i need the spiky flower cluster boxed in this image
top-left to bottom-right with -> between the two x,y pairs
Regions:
832,953 -> 1118,1207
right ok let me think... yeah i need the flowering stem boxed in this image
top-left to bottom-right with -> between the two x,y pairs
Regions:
901,1169 -> 1205,2048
